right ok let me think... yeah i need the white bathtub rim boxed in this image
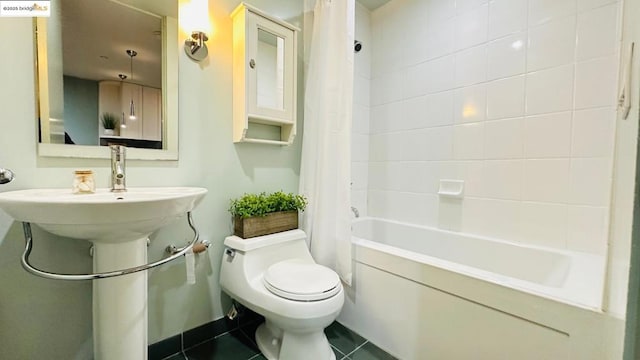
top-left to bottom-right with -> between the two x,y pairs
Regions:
351,217 -> 605,311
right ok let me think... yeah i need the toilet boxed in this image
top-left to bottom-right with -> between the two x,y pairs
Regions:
220,229 -> 344,360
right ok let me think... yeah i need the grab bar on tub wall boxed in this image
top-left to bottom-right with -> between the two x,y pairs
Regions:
20,212 -> 200,281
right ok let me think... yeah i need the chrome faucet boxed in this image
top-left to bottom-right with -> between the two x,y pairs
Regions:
110,145 -> 126,192
351,206 -> 360,218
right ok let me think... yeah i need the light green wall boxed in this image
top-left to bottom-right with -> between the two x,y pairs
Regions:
0,0 -> 304,357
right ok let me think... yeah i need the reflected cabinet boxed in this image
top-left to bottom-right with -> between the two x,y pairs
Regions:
231,3 -> 299,145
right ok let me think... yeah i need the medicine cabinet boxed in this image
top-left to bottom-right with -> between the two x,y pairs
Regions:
231,3 -> 299,145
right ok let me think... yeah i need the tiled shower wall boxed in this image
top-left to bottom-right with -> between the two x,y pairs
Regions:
355,0 -> 622,255
351,2 -> 373,217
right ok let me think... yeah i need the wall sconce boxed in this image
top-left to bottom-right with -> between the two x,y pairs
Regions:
183,0 -> 210,61
184,31 -> 209,61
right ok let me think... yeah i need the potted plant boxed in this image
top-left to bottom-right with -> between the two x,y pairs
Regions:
229,191 -> 308,238
101,112 -> 119,136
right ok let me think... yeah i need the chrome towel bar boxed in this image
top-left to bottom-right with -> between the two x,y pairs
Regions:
20,212 -> 199,281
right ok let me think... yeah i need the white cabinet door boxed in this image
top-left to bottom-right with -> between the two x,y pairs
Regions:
142,87 -> 162,141
98,81 -> 121,134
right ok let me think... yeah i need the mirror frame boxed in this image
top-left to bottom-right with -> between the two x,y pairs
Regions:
34,10 -> 178,160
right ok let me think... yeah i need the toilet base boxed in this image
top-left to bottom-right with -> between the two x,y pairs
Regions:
255,321 -> 336,360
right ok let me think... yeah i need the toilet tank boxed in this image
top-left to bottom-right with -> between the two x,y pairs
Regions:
222,229 -> 314,280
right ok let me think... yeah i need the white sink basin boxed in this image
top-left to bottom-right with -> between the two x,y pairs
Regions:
0,187 -> 207,242
0,186 -> 208,359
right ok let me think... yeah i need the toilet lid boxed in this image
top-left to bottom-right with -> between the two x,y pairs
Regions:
263,259 -> 341,302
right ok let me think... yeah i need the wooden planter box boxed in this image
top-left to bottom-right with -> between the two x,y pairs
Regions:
233,210 -> 298,239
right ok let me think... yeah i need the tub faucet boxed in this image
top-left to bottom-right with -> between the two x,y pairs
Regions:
0,167 -> 14,184
110,145 -> 126,192
351,206 -> 360,218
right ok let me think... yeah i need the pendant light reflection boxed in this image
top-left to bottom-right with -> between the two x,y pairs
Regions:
118,74 -> 128,129
126,49 -> 137,120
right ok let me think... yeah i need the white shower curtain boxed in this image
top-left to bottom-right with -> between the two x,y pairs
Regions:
300,0 -> 355,285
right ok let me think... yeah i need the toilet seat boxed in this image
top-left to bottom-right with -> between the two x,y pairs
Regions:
263,259 -> 341,302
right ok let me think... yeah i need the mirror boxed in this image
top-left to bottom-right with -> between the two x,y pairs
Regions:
35,0 -> 178,160
256,28 -> 285,111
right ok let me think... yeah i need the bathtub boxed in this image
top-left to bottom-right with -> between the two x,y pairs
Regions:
338,217 -> 611,360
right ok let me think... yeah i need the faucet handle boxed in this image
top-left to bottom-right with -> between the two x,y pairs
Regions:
0,168 -> 14,184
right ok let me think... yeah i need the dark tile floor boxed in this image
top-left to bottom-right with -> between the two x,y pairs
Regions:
164,321 -> 397,360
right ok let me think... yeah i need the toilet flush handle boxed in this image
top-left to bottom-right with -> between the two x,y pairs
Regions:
225,248 -> 236,260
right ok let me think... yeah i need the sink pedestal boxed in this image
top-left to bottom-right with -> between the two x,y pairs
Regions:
93,237 -> 148,359
0,187 -> 208,359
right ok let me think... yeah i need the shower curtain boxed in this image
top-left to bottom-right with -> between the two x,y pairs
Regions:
299,0 -> 355,285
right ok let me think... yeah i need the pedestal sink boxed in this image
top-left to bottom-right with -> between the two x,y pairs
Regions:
0,187 -> 207,359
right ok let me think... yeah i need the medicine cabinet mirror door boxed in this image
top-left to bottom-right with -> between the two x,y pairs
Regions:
247,13 -> 296,124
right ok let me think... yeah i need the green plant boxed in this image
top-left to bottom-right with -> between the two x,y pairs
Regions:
229,191 -> 308,218
101,112 -> 119,129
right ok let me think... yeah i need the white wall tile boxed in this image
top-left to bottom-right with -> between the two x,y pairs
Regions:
423,91 -> 455,128
363,0 -> 618,253
482,160 -> 524,200
368,162 -> 430,193
578,0 -> 618,12
569,157 -> 612,206
527,16 -> 576,72
405,56 -> 455,98
456,0 -> 489,15
454,123 -> 485,160
454,4 -> 489,51
354,76 -> 371,107
523,159 -> 570,203
484,118 -> 524,159
352,133 -> 370,162
488,0 -> 527,40
487,33 -> 526,81
424,19 -> 456,61
351,161 -> 369,191
574,56 -> 618,109
371,70 -> 404,105
355,4 -> 372,79
403,96 -> 429,130
369,133 -> 390,161
353,103 -> 371,135
576,4 -> 619,61
370,102 -> 405,134
523,112 -> 572,158
401,2 -> 430,67
528,0 -> 576,26
368,190 -> 439,226
453,161 -> 485,197
427,0 -> 456,23
567,205 -> 608,254
525,65 -> 574,115
423,126 -> 455,160
572,107 -> 616,157
454,84 -> 487,124
455,45 -> 488,87
486,76 -> 525,120
520,202 -> 568,248
401,131 -> 430,161
462,198 -> 522,241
